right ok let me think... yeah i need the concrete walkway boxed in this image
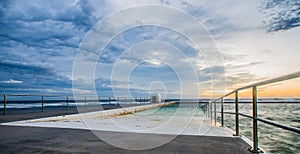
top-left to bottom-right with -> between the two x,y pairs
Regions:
0,125 -> 251,154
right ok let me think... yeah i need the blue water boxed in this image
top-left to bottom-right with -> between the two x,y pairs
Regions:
137,103 -> 205,117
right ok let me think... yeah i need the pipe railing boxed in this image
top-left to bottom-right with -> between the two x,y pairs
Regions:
0,94 -> 151,115
210,71 -> 300,153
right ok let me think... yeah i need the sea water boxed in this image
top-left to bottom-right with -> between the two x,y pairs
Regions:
222,103 -> 300,154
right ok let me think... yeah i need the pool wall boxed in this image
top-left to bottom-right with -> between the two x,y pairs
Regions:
2,102 -> 177,125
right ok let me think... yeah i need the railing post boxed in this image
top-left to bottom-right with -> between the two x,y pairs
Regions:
221,97 -> 224,127
210,101 -> 212,124
206,102 -> 208,117
42,95 -> 44,112
207,102 -> 209,117
84,96 -> 86,106
98,96 -> 101,105
66,96 -> 69,110
204,102 -> 206,116
108,96 -> 111,104
3,94 -> 6,115
214,101 -> 217,126
234,91 -> 239,136
117,97 -> 119,105
250,86 -> 262,153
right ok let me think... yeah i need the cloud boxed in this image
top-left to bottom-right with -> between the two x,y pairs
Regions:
260,0 -> 300,32
144,59 -> 162,66
0,0 -> 110,81
1,0 -> 297,98
224,60 -> 266,89
0,1 -> 238,97
0,0 -> 98,50
0,79 -> 23,84
0,60 -> 72,94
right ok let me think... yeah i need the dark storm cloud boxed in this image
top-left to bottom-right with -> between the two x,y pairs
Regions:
0,0 -> 102,94
0,0 -> 98,49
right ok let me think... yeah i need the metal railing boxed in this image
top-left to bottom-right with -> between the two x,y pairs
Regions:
209,71 -> 300,153
1,94 -> 150,115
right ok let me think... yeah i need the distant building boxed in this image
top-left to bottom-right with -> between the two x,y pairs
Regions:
151,93 -> 161,103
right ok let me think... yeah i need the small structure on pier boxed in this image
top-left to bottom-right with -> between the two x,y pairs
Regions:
151,93 -> 161,103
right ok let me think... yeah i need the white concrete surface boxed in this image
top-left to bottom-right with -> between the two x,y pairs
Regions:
2,102 -> 233,137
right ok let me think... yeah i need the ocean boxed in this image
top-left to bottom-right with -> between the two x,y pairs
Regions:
221,103 -> 300,154
0,100 -> 147,114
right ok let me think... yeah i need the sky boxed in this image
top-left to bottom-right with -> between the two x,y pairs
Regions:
0,0 -> 299,99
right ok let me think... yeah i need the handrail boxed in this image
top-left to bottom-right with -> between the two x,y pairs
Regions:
0,94 -> 142,98
210,71 -> 300,153
256,117 -> 300,134
1,94 -> 151,115
217,111 -> 300,134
